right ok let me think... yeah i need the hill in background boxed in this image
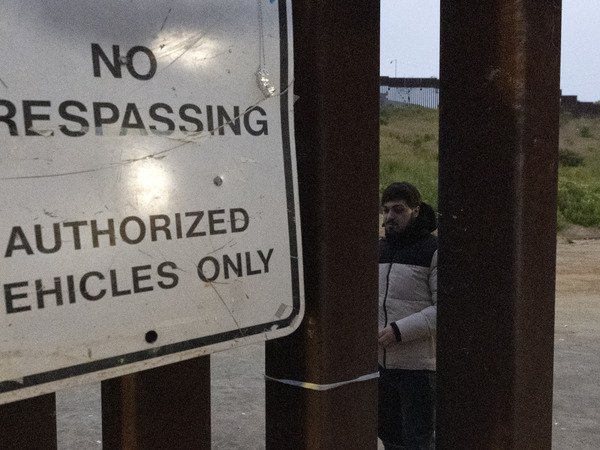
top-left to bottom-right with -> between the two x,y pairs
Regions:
380,106 -> 600,234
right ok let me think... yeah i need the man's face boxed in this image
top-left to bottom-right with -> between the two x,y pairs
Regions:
382,199 -> 420,237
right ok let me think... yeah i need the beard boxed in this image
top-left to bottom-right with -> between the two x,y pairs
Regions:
384,216 -> 417,241
384,222 -> 402,239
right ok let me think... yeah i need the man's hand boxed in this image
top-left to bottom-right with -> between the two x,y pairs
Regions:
378,326 -> 397,349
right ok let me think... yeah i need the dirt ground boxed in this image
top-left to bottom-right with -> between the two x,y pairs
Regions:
55,234 -> 600,449
551,231 -> 600,449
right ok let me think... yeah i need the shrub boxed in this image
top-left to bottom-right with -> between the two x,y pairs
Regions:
579,126 -> 593,138
557,180 -> 600,228
558,149 -> 585,167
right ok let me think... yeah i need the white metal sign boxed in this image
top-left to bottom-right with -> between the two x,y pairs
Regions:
0,0 -> 303,403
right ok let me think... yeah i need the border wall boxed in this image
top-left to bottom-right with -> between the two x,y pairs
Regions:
381,78 -> 599,118
560,94 -> 600,117
380,76 -> 439,109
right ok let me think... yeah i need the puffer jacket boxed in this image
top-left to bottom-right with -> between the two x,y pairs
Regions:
379,202 -> 438,371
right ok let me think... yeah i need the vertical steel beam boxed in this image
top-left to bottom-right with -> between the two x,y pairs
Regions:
437,1 -> 561,448
265,0 -> 380,448
0,393 -> 57,450
101,356 -> 211,450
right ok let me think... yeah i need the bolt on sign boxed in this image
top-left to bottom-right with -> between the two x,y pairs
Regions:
0,0 -> 303,404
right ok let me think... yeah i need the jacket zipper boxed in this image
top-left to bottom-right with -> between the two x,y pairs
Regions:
382,252 -> 395,369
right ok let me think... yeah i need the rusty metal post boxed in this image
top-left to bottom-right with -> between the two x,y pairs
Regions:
0,393 -> 57,450
101,356 -> 210,450
437,1 -> 561,448
265,0 -> 380,448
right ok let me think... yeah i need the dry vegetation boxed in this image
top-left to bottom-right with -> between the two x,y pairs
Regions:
380,106 -> 600,230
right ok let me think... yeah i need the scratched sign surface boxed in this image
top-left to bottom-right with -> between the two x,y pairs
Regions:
0,0 -> 302,403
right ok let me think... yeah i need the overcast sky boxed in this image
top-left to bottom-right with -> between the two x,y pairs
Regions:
380,1 -> 600,102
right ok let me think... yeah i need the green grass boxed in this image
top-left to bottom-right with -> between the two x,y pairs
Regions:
557,114 -> 600,228
380,105 -> 600,230
380,105 -> 439,209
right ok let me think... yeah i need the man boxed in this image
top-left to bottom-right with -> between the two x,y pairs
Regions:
378,182 -> 437,450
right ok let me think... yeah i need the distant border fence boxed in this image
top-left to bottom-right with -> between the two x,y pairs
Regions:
560,95 -> 600,117
380,78 -> 600,117
380,76 -> 439,109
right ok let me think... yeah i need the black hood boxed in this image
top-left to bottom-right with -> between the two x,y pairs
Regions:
415,202 -> 438,234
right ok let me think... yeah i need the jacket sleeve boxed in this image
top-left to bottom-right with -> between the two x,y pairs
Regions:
394,250 -> 437,342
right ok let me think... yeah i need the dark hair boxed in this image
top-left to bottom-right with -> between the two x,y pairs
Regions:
381,182 -> 421,208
